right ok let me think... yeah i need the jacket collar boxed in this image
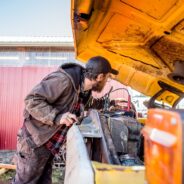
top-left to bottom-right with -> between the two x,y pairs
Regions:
58,63 -> 85,92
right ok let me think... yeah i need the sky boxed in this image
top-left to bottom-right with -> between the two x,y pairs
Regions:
0,0 -> 72,37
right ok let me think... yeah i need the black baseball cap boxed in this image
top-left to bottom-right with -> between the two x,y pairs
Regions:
85,56 -> 118,75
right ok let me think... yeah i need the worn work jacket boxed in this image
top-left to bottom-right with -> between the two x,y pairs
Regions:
23,64 -> 85,148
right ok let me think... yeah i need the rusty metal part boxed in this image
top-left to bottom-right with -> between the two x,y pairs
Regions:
86,110 -> 112,164
99,115 -> 121,165
168,60 -> 184,85
85,110 -> 121,165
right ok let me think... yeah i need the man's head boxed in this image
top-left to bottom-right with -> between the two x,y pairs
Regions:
84,56 -> 118,92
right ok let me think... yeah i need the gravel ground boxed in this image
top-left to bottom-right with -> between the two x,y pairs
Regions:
0,150 -> 15,164
0,150 -> 64,184
0,168 -> 64,184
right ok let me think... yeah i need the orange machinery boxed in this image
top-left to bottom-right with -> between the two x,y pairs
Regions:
142,109 -> 183,184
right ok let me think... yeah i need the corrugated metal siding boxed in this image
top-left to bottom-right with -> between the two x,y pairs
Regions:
0,67 -> 56,150
0,67 -> 128,150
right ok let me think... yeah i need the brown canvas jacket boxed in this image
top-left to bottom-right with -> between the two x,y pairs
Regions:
23,66 -> 80,148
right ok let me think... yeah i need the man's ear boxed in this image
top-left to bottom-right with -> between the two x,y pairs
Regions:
96,73 -> 105,81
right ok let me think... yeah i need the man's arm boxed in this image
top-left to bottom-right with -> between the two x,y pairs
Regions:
24,73 -> 71,126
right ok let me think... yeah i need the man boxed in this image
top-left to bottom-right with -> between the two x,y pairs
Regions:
13,56 -> 118,184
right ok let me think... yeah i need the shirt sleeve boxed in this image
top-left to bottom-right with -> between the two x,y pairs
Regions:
24,73 -> 71,126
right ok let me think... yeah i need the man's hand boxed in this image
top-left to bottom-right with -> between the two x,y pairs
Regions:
60,112 -> 78,126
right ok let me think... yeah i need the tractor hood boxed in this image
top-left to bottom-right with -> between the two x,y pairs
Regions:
71,0 -> 184,106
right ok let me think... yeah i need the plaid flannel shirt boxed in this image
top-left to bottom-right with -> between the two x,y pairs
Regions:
45,102 -> 81,155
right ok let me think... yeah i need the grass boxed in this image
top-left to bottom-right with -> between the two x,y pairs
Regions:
0,169 -> 15,183
0,168 -> 64,184
52,168 -> 65,184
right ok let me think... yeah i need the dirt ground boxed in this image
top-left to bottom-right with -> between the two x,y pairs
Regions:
0,168 -> 64,184
0,150 -> 64,184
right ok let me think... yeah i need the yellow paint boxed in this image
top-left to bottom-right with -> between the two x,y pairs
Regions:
137,118 -> 146,124
71,0 -> 184,105
92,162 -> 145,184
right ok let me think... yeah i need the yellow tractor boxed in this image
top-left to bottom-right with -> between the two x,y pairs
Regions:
64,1 -> 184,183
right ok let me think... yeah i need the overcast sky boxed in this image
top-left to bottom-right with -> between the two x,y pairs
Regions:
0,0 -> 72,37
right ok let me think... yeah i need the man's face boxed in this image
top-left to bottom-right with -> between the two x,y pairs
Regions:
92,73 -> 110,92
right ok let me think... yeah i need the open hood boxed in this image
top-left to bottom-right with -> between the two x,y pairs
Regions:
71,0 -> 184,106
